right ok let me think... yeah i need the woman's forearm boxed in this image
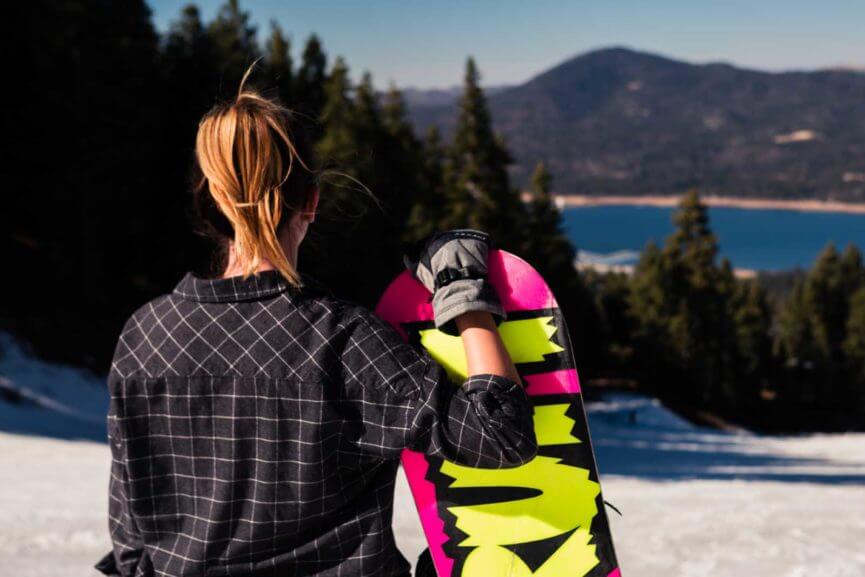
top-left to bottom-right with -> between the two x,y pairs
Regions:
454,311 -> 522,385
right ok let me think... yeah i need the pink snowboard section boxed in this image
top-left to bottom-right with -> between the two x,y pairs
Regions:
376,250 -> 616,576
487,249 -> 558,311
523,369 -> 581,396
376,250 -> 557,339
400,451 -> 455,577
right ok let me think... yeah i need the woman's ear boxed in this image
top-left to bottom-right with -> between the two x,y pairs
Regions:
305,186 -> 320,223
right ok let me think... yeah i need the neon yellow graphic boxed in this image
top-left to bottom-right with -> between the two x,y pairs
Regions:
462,529 -> 598,577
419,316 -> 563,382
438,405 -> 601,575
533,404 -> 582,446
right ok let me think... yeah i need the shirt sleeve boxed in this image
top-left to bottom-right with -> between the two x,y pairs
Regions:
340,308 -> 538,468
98,395 -> 147,577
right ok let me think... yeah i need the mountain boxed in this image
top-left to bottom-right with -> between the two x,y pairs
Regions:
408,48 -> 865,201
400,84 -> 510,109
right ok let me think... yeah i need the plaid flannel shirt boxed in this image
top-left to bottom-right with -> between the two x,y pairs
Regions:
96,270 -> 537,577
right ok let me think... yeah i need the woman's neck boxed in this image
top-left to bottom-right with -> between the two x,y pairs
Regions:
221,226 -> 300,279
221,244 -> 278,278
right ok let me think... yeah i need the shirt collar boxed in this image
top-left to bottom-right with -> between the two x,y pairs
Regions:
173,270 -> 316,303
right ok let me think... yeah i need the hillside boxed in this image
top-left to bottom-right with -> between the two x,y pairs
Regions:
409,47 -> 865,200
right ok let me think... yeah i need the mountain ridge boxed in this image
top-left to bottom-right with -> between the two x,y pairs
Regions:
408,47 -> 865,201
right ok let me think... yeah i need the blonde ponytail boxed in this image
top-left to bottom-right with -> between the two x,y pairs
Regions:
194,66 -> 316,286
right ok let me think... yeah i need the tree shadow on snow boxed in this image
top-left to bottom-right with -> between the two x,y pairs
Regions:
586,395 -> 865,485
0,378 -> 107,443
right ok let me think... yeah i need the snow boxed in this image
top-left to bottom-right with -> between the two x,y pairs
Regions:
2,334 -> 864,576
582,395 -> 865,576
0,333 -> 107,442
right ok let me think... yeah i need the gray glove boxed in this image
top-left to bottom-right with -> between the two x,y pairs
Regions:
404,229 -> 505,335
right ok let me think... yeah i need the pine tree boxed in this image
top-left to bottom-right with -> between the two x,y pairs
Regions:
406,126 -> 448,243
804,244 -> 849,367
630,190 -> 741,407
351,75 -> 410,296
840,244 -> 864,291
779,243 -> 864,392
777,276 -> 821,414
666,191 -> 728,404
790,242 -> 865,419
446,58 -> 525,250
163,5 -> 220,124
296,35 -> 328,120
589,270 -> 636,371
9,0 -> 164,368
316,57 -> 355,169
778,278 -> 818,370
845,288 -> 865,372
351,73 -> 415,247
164,6 -> 216,76
352,72 -> 382,179
666,189 -> 718,288
78,0 -> 163,303
160,4 -> 222,275
524,162 -> 575,272
379,86 -> 424,232
264,20 -> 292,104
629,241 -> 676,391
303,61 -> 403,304
733,279 -> 773,404
163,6 -> 219,124
382,87 -> 417,149
843,286 -> 865,417
207,0 -> 259,92
303,57 -> 360,297
522,162 -> 600,373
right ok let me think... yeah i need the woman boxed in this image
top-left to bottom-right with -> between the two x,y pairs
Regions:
96,77 -> 537,577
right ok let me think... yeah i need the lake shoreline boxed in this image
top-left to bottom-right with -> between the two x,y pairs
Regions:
575,261 -> 759,279
557,194 -> 865,215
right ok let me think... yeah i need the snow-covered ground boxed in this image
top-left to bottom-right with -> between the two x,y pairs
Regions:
2,334 -> 864,576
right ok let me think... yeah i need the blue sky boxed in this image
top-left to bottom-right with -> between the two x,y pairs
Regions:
148,0 -> 865,89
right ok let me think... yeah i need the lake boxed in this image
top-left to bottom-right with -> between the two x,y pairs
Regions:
562,205 -> 865,271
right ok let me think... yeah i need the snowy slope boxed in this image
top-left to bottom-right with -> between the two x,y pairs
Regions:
393,395 -> 865,575
0,333 -> 108,441
1,334 -> 864,576
582,395 -> 865,576
588,393 -> 865,484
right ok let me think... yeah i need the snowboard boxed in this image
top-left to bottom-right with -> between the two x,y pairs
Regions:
375,249 -> 620,577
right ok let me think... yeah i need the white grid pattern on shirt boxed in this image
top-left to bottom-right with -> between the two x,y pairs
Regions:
101,271 -> 537,577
